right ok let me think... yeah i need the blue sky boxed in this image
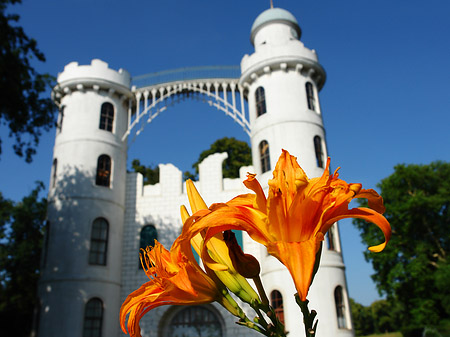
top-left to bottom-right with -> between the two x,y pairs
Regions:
1,0 -> 449,306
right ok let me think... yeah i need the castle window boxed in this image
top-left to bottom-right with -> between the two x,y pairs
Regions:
139,224 -> 158,268
83,298 -> 103,337
255,86 -> 267,117
89,218 -> 108,266
99,102 -> 114,132
57,106 -> 65,133
271,290 -> 285,325
313,136 -> 324,168
306,82 -> 315,111
334,286 -> 347,329
259,140 -> 271,173
167,306 -> 222,337
51,158 -> 57,188
96,155 -> 111,187
327,224 -> 336,251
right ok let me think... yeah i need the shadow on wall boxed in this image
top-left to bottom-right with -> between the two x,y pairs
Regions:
43,165 -> 120,278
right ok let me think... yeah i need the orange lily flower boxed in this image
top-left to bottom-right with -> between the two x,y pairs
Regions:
120,240 -> 227,337
182,180 -> 261,304
181,150 -> 391,301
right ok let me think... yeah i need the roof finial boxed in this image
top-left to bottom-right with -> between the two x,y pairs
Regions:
270,0 -> 273,9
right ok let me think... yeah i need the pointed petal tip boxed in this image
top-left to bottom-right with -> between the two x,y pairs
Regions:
368,242 -> 388,253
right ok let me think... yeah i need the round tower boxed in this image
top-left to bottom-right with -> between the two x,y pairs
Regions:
240,8 -> 354,337
38,59 -> 132,337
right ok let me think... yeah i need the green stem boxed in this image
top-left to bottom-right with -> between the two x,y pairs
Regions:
252,300 -> 287,337
237,317 -> 266,335
295,295 -> 318,337
253,275 -> 269,306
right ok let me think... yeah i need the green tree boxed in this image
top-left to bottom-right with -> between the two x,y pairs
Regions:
369,299 -> 397,333
191,137 -> 252,179
350,298 -> 374,336
131,159 -> 160,185
353,161 -> 450,332
0,182 -> 47,337
0,0 -> 56,162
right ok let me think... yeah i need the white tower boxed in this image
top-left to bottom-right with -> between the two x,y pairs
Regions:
241,8 -> 354,336
38,59 -> 132,337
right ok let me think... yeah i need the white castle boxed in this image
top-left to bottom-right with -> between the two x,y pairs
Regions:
38,7 -> 355,337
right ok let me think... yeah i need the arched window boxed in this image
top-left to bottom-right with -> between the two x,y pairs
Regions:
51,158 -> 57,188
306,82 -> 315,111
259,140 -> 271,173
334,286 -> 347,329
271,290 -> 285,325
168,306 -> 222,337
57,106 -> 65,133
96,155 -> 111,187
139,225 -> 158,268
313,136 -> 324,168
255,86 -> 267,117
99,102 -> 114,132
89,218 -> 108,265
327,224 -> 336,251
83,298 -> 103,337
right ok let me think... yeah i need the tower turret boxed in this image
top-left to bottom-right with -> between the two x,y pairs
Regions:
241,8 -> 354,337
39,59 -> 132,337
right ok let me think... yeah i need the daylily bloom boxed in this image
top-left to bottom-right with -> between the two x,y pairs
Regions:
181,150 -> 391,301
182,180 -> 261,304
120,240 -> 233,337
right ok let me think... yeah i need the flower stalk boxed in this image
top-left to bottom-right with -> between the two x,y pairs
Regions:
296,295 -> 318,337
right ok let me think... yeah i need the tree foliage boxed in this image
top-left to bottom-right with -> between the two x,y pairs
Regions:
350,298 -> 374,336
191,137 -> 252,179
0,0 -> 56,162
131,159 -> 160,185
353,161 -> 450,331
0,182 -> 47,337
350,298 -> 398,336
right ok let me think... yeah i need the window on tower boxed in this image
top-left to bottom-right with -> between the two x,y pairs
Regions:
270,290 -> 285,325
327,224 -> 336,251
306,82 -> 315,111
83,298 -> 103,337
57,106 -> 65,133
51,158 -> 57,188
99,102 -> 114,132
167,306 -> 223,337
255,86 -> 267,117
334,286 -> 347,329
313,136 -> 324,168
89,218 -> 109,266
259,140 -> 271,173
96,155 -> 111,187
139,224 -> 158,269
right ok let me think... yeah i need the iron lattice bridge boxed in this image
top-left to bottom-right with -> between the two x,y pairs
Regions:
122,65 -> 250,142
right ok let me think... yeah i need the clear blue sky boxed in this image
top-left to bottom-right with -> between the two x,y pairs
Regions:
1,0 -> 449,306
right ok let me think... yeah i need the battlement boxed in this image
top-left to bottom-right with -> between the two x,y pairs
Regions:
57,59 -> 131,92
136,152 -> 254,202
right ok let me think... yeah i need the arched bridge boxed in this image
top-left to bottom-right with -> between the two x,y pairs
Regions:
123,66 -> 250,142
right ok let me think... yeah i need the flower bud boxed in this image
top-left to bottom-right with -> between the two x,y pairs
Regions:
223,230 -> 261,278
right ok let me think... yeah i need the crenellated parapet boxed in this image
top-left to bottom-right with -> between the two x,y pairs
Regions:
52,59 -> 133,105
138,152 -> 253,203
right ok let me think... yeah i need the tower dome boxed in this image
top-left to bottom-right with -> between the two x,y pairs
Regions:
250,7 -> 302,44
